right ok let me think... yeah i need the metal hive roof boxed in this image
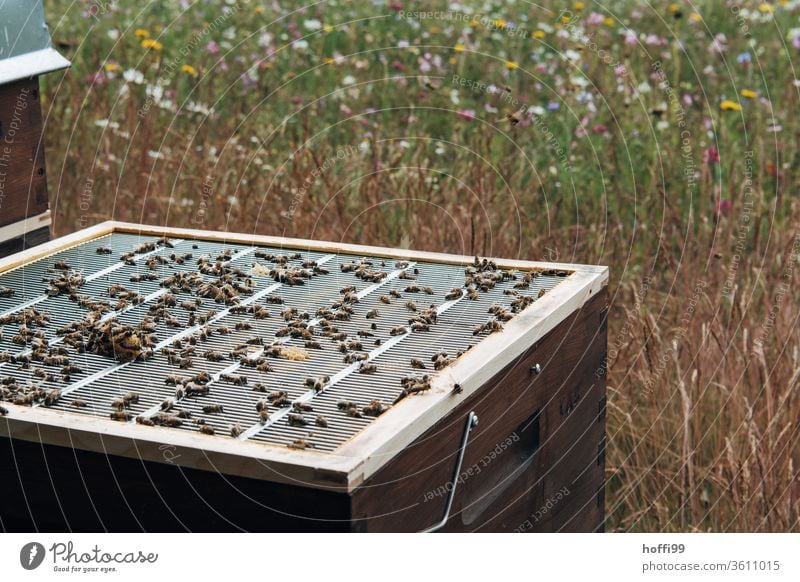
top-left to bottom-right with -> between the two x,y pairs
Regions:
0,0 -> 70,85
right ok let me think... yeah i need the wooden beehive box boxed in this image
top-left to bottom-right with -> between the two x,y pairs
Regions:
0,222 -> 608,532
0,0 -> 70,256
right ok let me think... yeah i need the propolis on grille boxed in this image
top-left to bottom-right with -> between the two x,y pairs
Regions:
0,221 -> 608,532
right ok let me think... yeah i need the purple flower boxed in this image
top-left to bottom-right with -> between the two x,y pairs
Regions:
624,30 -> 638,46
587,12 -> 605,26
206,41 -> 220,55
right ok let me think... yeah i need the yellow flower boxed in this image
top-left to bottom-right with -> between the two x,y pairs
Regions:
454,43 -> 465,52
720,100 -> 742,111
604,17 -> 615,26
689,12 -> 703,22
493,18 -> 507,28
757,3 -> 774,12
505,60 -> 519,70
141,39 -> 163,51
104,63 -> 121,72
323,24 -> 334,33
181,64 -> 198,76
323,57 -> 335,65
533,30 -> 546,39
134,29 -> 150,38
740,89 -> 757,99
255,6 -> 264,13
469,19 -> 481,28
430,26 -> 441,34
668,3 -> 680,13
448,57 -> 457,65
561,14 -> 572,24
574,1 -> 585,9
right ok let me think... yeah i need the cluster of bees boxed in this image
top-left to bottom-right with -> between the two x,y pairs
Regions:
0,238 -> 568,454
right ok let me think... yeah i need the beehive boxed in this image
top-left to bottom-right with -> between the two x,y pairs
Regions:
0,222 -> 608,532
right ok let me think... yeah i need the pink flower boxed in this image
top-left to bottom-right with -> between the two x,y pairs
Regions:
704,147 -> 720,165
206,41 -> 220,55
458,109 -> 476,120
624,30 -> 638,46
587,12 -> 605,26
715,198 -> 732,214
614,65 -> 627,76
592,123 -> 608,135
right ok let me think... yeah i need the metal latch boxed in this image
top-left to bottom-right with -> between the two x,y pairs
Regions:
421,411 -> 479,532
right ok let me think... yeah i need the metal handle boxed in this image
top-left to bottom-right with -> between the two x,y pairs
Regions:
421,411 -> 479,532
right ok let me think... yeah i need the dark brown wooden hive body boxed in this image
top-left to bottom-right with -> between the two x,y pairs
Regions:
0,223 -> 607,532
0,77 -> 51,257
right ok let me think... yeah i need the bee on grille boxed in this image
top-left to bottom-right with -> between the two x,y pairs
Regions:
272,395 -> 291,408
410,322 -> 430,332
43,389 -> 60,407
537,288 -> 548,298
362,400 -> 387,417
96,246 -> 113,255
288,438 -> 312,450
390,325 -> 408,336
357,330 -> 374,338
136,416 -> 155,426
218,373 -> 246,386
110,411 -> 134,422
304,375 -> 330,392
359,363 -> 378,374
343,352 -> 368,364
293,402 -> 314,413
287,413 -> 309,426
0,286 -> 14,298
165,375 -> 186,386
71,399 -> 87,408
199,424 -> 215,435
203,404 -> 224,414
514,272 -> 533,289
203,350 -> 226,362
365,309 -> 380,320
184,382 -> 210,396
410,358 -> 427,370
404,300 -> 418,312
258,409 -> 270,424
422,286 -> 434,295
161,399 -> 174,411
379,295 -> 391,305
445,288 -> 463,301
452,383 -> 463,395
230,423 -> 243,438
337,400 -> 362,418
123,392 -> 140,405
404,285 -> 421,293
399,271 -> 416,280
394,375 -> 432,404
473,318 -> 503,335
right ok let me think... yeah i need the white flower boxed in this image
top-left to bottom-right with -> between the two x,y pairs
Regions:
304,19 -> 322,31
342,75 -> 356,86
122,69 -> 144,84
450,89 -> 460,105
293,39 -> 309,50
107,29 -> 120,40
148,150 -> 165,160
656,120 -> 669,130
94,119 -> 119,129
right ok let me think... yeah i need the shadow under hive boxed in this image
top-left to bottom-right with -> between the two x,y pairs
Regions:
0,222 -> 609,532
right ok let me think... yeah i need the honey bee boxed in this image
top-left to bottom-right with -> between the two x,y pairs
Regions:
256,362 -> 274,373
123,392 -> 140,405
110,411 -> 134,421
315,415 -> 328,428
71,399 -> 87,408
357,330 -> 374,338
272,395 -> 291,408
165,375 -> 186,386
362,400 -> 387,417
432,352 -> 454,370
136,416 -> 155,426
230,423 -> 243,438
467,287 -> 480,300
216,326 -> 233,335
389,290 -> 402,299
199,424 -> 215,435
537,288 -> 547,298
404,285 -> 421,293
379,295 -> 391,304
96,246 -> 113,255
390,326 -> 408,336
359,363 -> 378,374
220,373 -> 247,386
399,271 -> 416,280
203,404 -> 224,414
304,375 -> 330,392
288,438 -> 311,450
258,409 -> 270,423
504,105 -> 528,126
160,398 -> 174,411
0,286 -> 14,298
410,322 -> 430,332
473,318 -> 504,335
204,350 -> 226,362
410,358 -> 427,370
365,309 -> 380,319
293,402 -> 314,413
304,340 -> 323,350
287,413 -> 309,426
0,405 -> 8,416
452,383 -> 463,395
445,288 -> 462,301
43,389 -> 60,406
423,286 -> 434,295
185,382 -> 209,396
404,300 -> 418,312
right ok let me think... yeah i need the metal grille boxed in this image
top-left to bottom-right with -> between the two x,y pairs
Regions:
0,232 -> 570,452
